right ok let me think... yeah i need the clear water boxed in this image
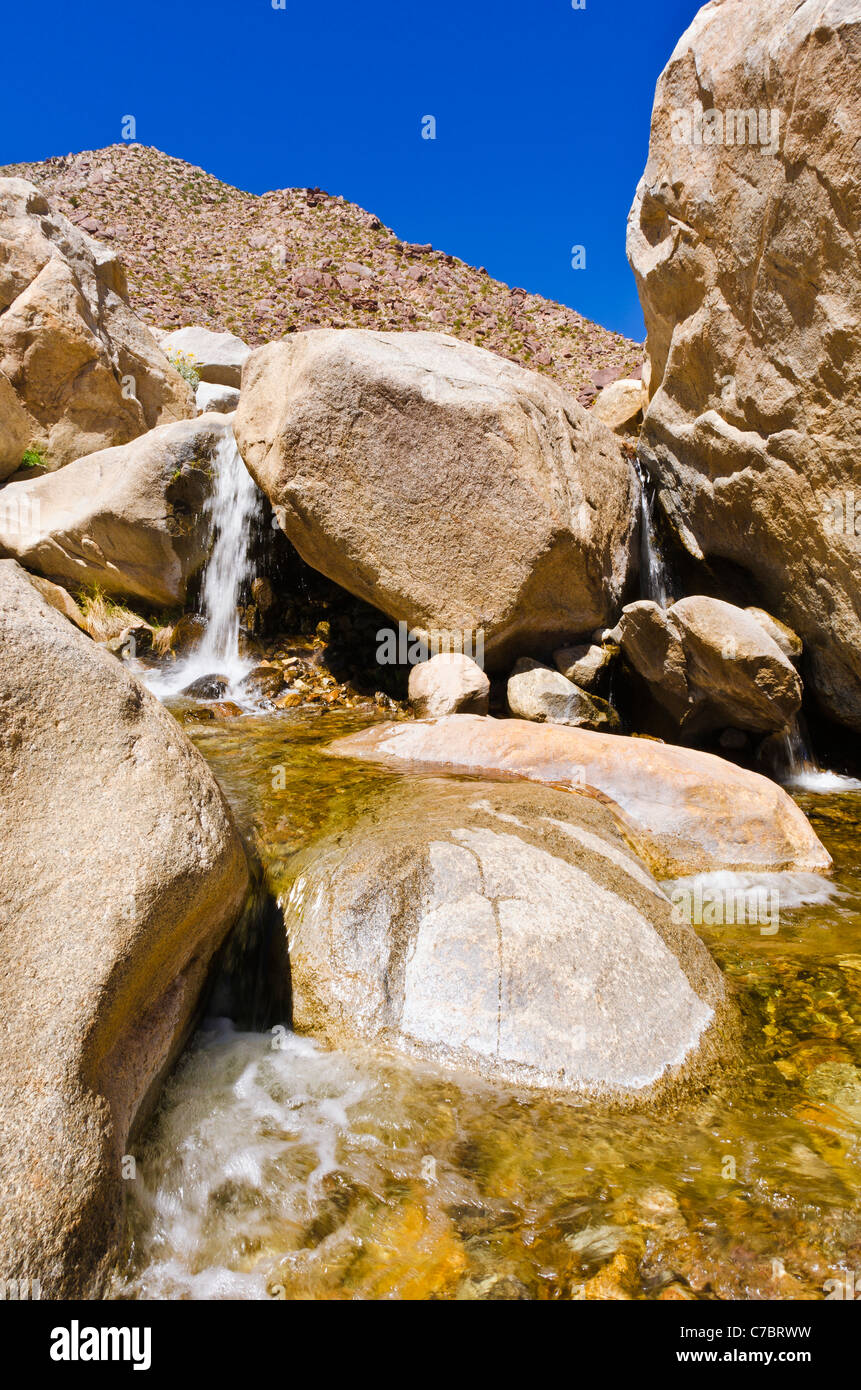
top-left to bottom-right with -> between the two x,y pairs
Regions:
113,710 -> 861,1302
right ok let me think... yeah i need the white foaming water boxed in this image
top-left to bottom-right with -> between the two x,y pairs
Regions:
146,433 -> 263,701
661,870 -> 842,912
776,718 -> 861,793
110,1021 -> 453,1301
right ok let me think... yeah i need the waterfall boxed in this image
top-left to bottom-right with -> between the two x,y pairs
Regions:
147,431 -> 264,700
635,458 -> 671,607
776,715 -> 861,792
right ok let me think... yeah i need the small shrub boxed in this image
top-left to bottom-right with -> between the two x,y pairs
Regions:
19,446 -> 47,471
168,350 -> 201,390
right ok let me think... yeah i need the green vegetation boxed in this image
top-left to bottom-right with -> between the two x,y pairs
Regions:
167,349 -> 201,390
19,446 -> 47,471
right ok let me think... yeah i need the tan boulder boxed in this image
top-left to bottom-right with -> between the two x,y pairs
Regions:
24,572 -> 87,630
0,366 -> 38,475
0,414 -> 235,607
0,177 -> 194,474
507,658 -> 620,731
234,329 -> 639,670
592,378 -> 647,434
408,652 -> 490,717
325,715 -> 830,877
627,0 -> 861,730
283,778 -> 739,1101
553,641 -> 616,691
745,608 -> 803,662
0,560 -> 250,1296
617,596 -> 802,735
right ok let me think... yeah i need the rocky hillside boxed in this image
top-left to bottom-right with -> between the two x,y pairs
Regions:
0,144 -> 641,408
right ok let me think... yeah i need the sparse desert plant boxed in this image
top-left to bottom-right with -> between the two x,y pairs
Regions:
168,349 -> 200,390
75,585 -> 149,642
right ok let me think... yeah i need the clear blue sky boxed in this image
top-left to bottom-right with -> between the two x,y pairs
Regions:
0,0 -> 702,340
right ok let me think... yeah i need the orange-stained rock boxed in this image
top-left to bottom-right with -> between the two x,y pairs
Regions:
325,714 -> 830,877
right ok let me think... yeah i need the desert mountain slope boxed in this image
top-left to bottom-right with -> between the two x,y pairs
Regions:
0,144 -> 641,406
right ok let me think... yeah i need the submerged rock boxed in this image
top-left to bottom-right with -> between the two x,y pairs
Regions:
0,177 -> 194,475
408,652 -> 490,718
235,329 -> 639,670
283,778 -> 739,1100
627,0 -> 861,731
326,715 -> 830,877
0,560 -> 249,1296
0,414 -> 234,607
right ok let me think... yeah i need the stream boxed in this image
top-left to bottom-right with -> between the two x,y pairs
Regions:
111,707 -> 861,1301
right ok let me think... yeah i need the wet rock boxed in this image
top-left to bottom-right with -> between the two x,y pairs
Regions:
169,612 -> 207,657
326,715 -> 831,877
181,673 -> 229,700
239,665 -> 285,700
282,778 -> 739,1100
408,653 -> 490,718
0,560 -> 249,1296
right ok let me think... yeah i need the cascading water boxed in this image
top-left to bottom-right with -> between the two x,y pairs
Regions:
146,431 -> 264,700
778,715 -> 861,792
635,457 -> 671,607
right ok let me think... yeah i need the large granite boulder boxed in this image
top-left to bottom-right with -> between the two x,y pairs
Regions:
326,715 -> 830,878
0,414 -> 235,607
235,329 -> 639,670
615,596 -> 802,735
283,778 -> 739,1101
627,0 -> 861,730
0,178 -> 194,476
0,560 -> 250,1296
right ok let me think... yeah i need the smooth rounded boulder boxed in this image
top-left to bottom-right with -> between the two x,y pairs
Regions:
282,778 -> 740,1101
627,0 -> 861,731
326,714 -> 830,878
234,329 -> 640,670
0,560 -> 250,1296
0,413 -> 237,607
408,652 -> 490,717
